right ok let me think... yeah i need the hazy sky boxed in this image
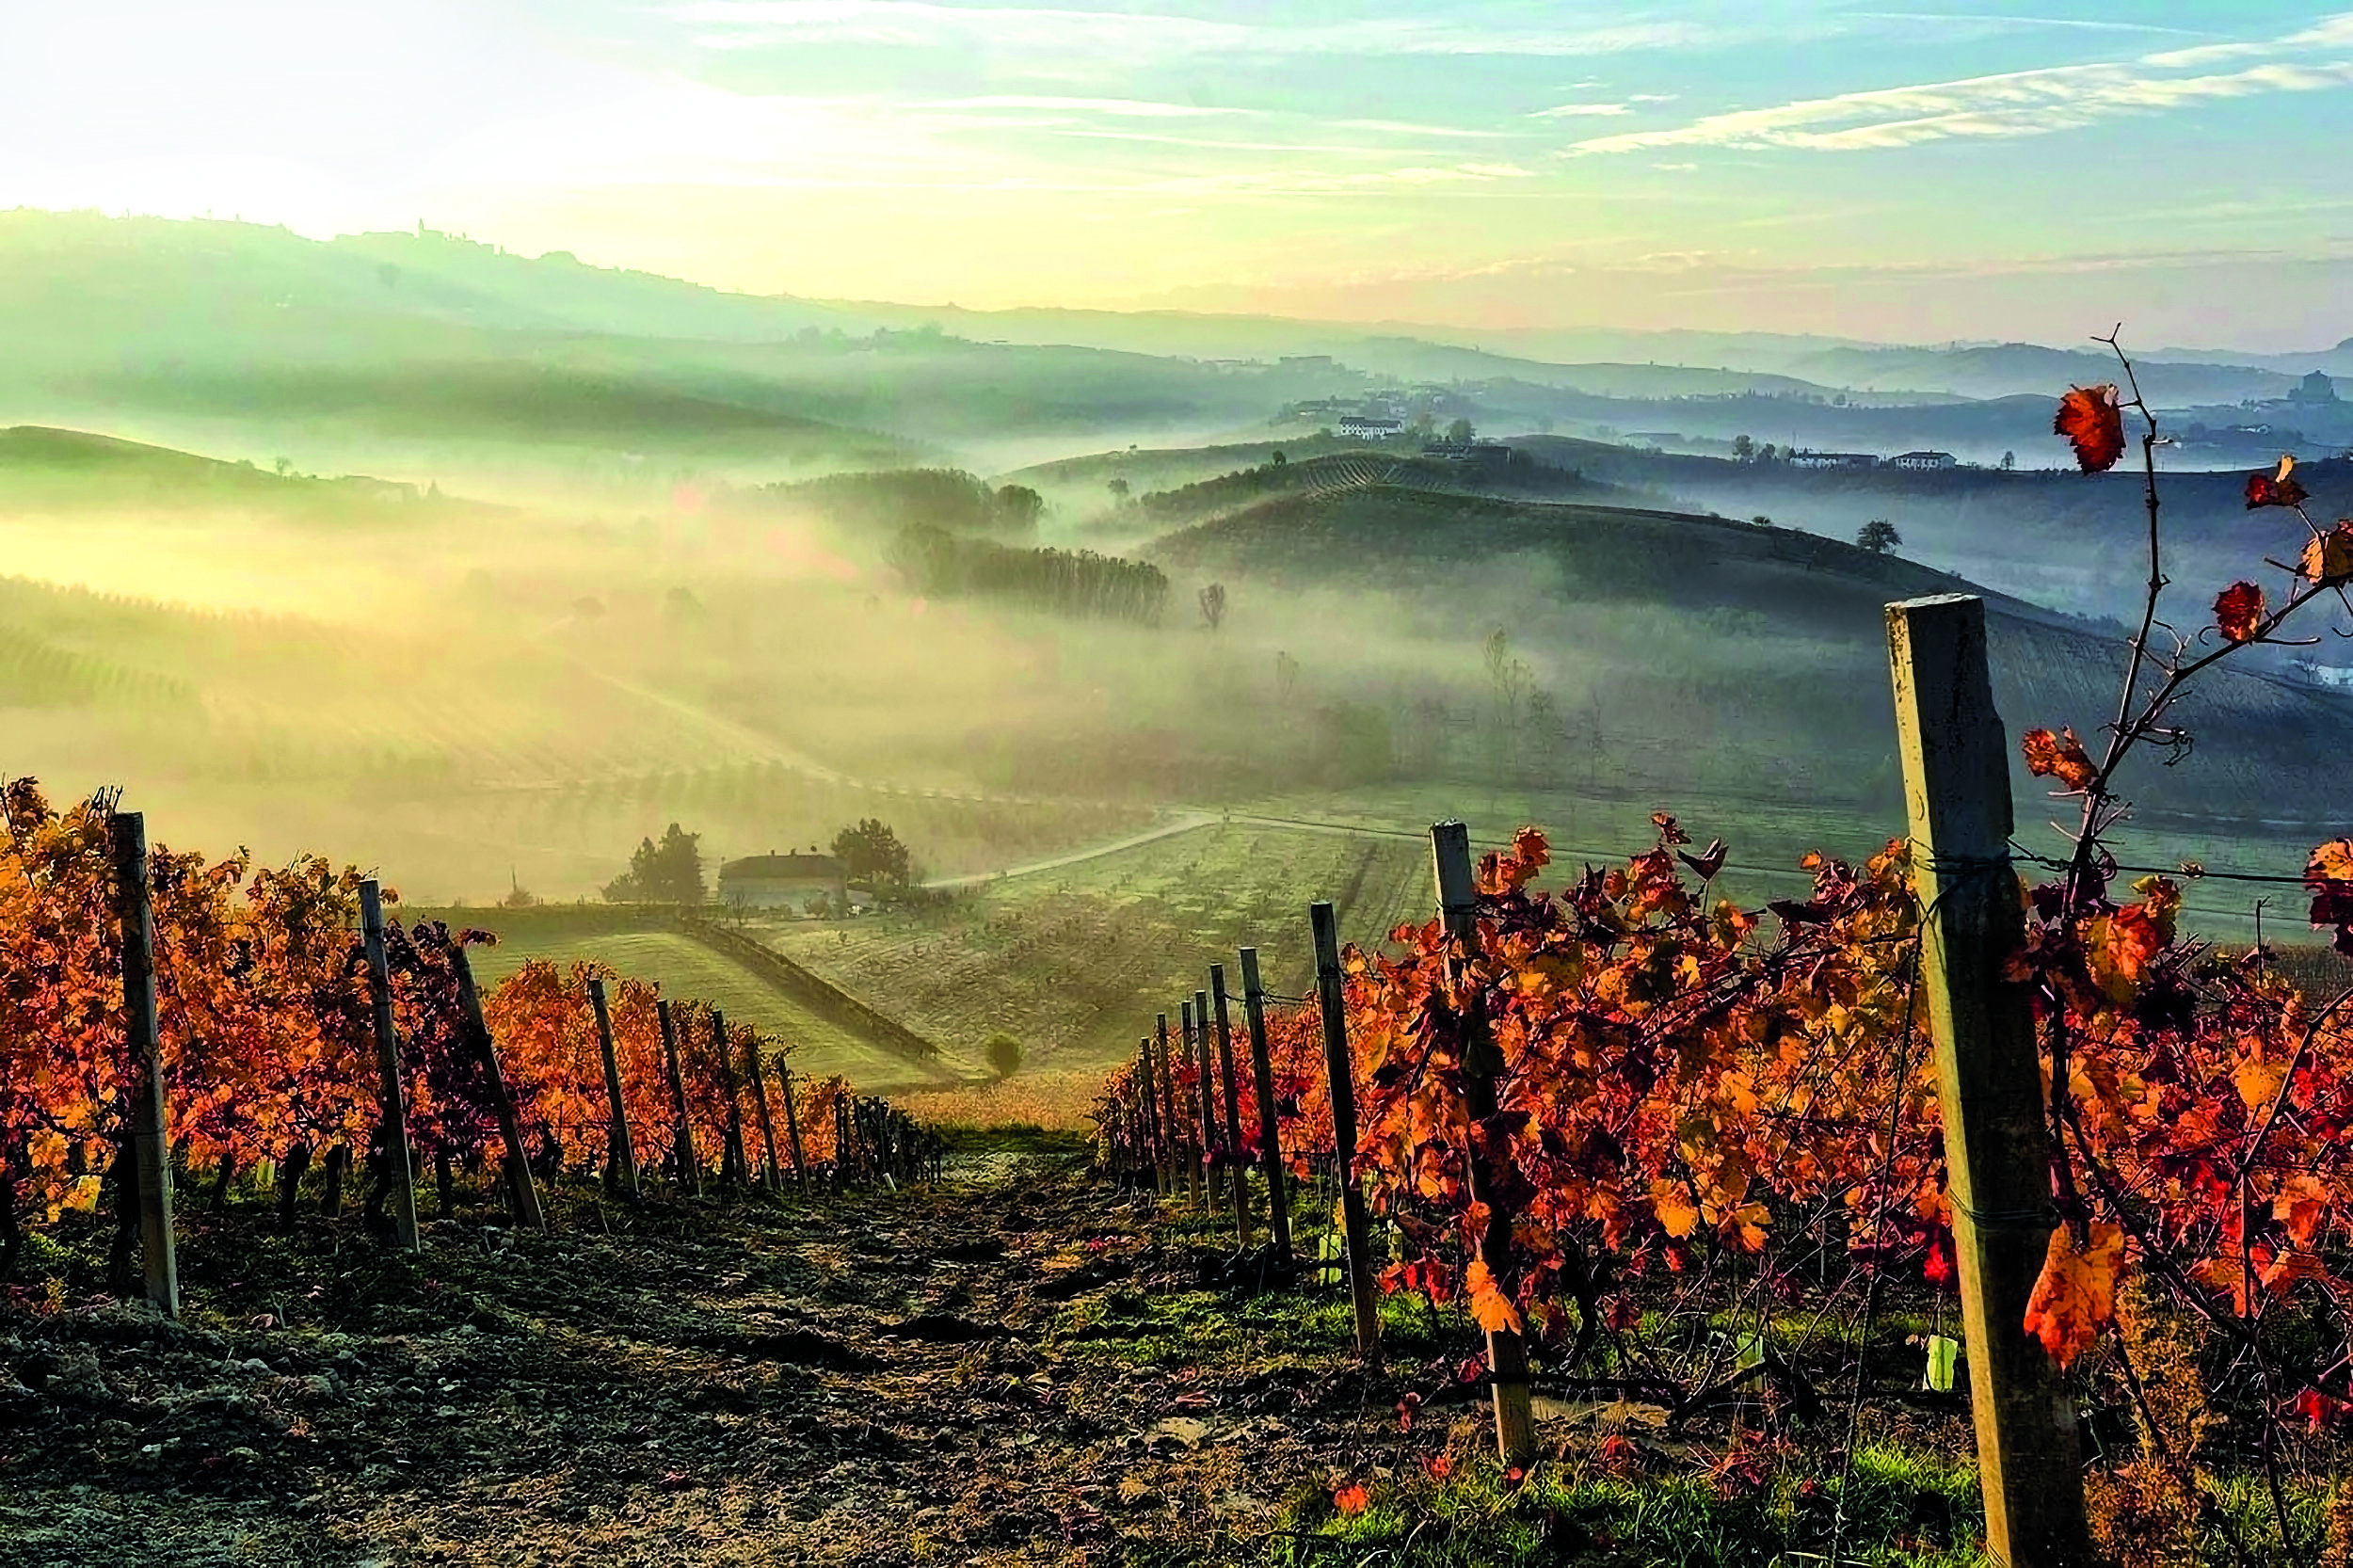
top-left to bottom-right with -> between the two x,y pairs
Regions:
7,1 -> 2353,344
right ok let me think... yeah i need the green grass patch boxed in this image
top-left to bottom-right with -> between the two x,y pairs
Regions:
937,1124 -> 1091,1155
1273,1442 -> 1985,1567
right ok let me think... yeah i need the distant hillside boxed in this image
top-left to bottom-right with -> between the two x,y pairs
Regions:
0,212 -> 1348,465
1782,343 -> 2297,405
1129,448 -> 1629,531
1145,483 -> 2351,830
1507,435 -> 2353,626
0,425 -> 482,513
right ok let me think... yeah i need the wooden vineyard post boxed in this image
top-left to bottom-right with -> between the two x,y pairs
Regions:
1432,821 -> 1536,1467
1193,987 -> 1224,1213
1887,593 -> 2087,1565
451,945 -> 545,1232
1311,901 -> 1382,1365
711,1009 -> 749,1187
358,879 -> 422,1253
585,978 -> 640,1198
657,1000 -> 700,1196
1156,1014 -> 1192,1204
1211,965 -> 1248,1244
1138,1037 -> 1165,1196
1181,1000 -> 1209,1208
744,1037 -> 783,1193
777,1063 -> 809,1192
111,812 -> 179,1317
1240,949 -> 1290,1260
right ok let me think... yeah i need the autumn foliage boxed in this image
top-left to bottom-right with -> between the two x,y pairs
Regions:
0,778 -> 894,1270
1098,360 -> 2353,1454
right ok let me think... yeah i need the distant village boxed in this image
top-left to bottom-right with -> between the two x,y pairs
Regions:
1293,394 -> 1969,474
1276,368 -> 2346,474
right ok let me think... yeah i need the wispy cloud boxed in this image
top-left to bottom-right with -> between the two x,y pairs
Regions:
1567,16 -> 2353,156
1147,161 -> 1539,197
680,1 -> 1705,59
1530,102 -> 1635,119
1332,119 -> 1529,139
914,95 -> 1257,118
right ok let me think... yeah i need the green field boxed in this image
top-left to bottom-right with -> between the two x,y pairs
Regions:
426,913 -> 961,1093
761,823 -> 1429,1079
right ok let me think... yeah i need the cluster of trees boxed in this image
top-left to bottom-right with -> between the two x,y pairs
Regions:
760,469 -> 1044,539
885,526 -> 1168,624
602,819 -> 918,908
828,819 -> 910,888
602,822 -> 705,904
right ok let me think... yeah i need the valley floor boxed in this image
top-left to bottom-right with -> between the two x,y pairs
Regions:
0,1158 -> 1992,1568
2,1158 -> 1395,1567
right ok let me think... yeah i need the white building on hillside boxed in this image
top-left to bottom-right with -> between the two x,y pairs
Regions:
1337,415 -> 1405,440
1889,450 -> 1959,471
718,853 -> 849,913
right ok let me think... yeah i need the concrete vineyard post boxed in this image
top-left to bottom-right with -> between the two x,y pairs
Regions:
1887,593 -> 2088,1565
586,978 -> 640,1197
358,879 -> 422,1254
451,945 -> 545,1232
1432,821 -> 1537,1467
711,1009 -> 748,1187
1311,901 -> 1382,1366
744,1037 -> 783,1193
1240,949 -> 1290,1260
111,811 -> 179,1317
1211,964 -> 1247,1244
777,1063 -> 809,1192
657,1000 -> 700,1196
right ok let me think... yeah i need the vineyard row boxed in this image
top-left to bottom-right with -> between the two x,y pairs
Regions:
0,781 -> 936,1302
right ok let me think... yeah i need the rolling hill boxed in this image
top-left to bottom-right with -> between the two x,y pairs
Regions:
1144,479 -> 2353,833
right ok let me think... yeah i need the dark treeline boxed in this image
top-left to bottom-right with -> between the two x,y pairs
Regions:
885,525 -> 1167,624
754,468 -> 1043,539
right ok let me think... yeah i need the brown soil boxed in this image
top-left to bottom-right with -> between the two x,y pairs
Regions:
0,1159 -> 1415,1567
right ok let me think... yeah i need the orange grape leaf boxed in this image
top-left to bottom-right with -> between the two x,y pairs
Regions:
2259,1246 -> 2329,1297
2054,384 -> 2125,472
2246,455 -> 2310,510
2301,523 -> 2353,585
1333,1481 -> 1370,1516
1465,1258 -> 1524,1335
2023,1222 -> 2124,1366
2022,727 -> 2097,791
2214,582 -> 2266,643
2087,906 -> 2163,1006
2310,839 -> 2353,884
2273,1175 -> 2329,1248
1651,1179 -> 1702,1239
2234,1056 -> 2287,1114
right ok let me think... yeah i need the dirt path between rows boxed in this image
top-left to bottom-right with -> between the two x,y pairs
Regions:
1,1158 -> 1405,1568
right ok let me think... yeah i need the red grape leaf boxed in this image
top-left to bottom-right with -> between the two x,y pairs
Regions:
1677,839 -> 1729,881
2023,1222 -> 2123,1366
2022,727 -> 2098,791
2214,581 -> 2266,643
2246,454 -> 2310,510
2053,384 -> 2125,472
